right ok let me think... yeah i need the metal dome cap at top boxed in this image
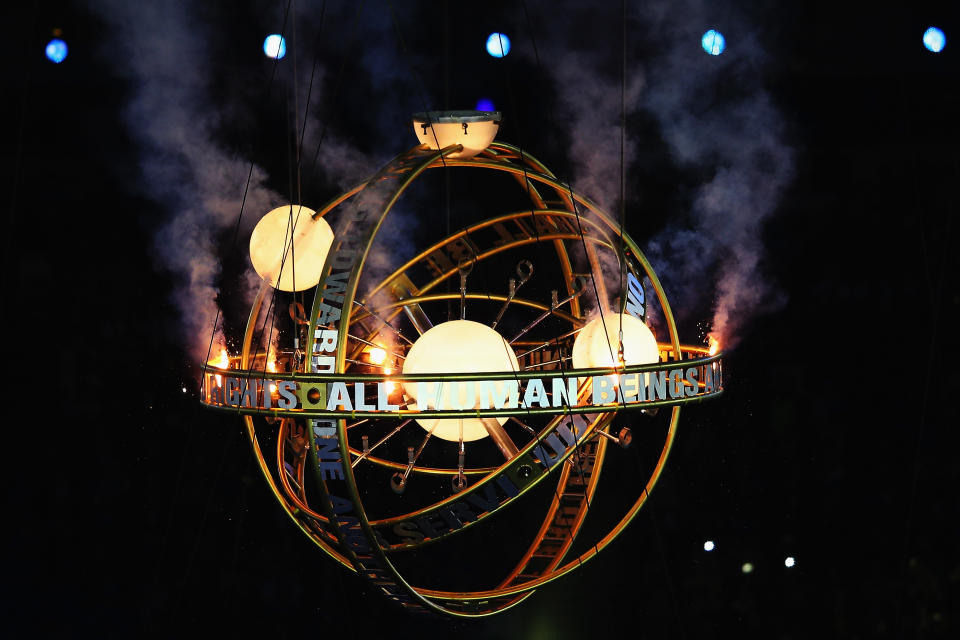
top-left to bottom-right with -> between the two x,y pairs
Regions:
412,110 -> 502,158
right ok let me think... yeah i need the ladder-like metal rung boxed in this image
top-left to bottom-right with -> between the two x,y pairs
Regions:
559,491 -> 586,504
532,541 -> 563,558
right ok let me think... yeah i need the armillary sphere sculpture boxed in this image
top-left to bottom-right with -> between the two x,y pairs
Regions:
199,111 -> 723,617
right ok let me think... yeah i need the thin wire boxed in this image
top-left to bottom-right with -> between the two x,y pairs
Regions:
188,0 -> 293,608
306,1 -> 363,177
564,181 -> 624,404
619,16 -> 631,381
202,0 -> 293,371
479,8 -> 604,565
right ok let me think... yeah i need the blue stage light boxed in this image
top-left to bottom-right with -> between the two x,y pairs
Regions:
486,33 -> 511,58
475,98 -> 495,112
45,38 -> 68,64
923,27 -> 946,53
701,29 -> 725,56
263,34 -> 287,59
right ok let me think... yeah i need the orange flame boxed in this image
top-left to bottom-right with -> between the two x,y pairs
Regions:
211,348 -> 229,387
369,346 -> 387,365
708,336 -> 719,356
267,351 -> 277,393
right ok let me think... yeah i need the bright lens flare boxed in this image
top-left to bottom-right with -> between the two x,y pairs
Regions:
369,347 -> 388,365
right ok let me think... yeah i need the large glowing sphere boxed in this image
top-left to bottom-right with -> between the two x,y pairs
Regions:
701,29 -> 726,56
486,32 -> 511,58
45,39 -> 68,64
263,34 -> 287,59
923,27 -> 946,53
572,312 -> 659,370
475,97 -> 495,112
402,320 -> 519,442
249,205 -> 334,292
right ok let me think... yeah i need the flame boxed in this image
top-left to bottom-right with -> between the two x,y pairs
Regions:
708,336 -> 720,356
369,346 -> 387,365
382,365 -> 396,394
211,348 -> 229,387
267,352 -> 277,393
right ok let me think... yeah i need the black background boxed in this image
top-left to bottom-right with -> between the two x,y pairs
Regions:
3,1 -> 958,637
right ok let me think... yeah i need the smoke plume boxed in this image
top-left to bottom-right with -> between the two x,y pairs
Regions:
91,1 -> 283,362
526,0 -> 794,348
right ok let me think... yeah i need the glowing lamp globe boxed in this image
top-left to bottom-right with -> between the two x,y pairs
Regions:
923,27 -> 946,53
701,29 -> 726,56
413,111 -> 501,159
486,32 -> 511,57
263,34 -> 287,59
572,312 -> 659,370
402,320 -> 519,442
249,205 -> 334,292
45,38 -> 68,63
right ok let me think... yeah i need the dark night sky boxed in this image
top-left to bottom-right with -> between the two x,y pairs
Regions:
3,0 -> 958,637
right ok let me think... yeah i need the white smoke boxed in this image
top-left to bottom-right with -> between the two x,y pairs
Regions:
525,0 -> 794,349
90,1 -> 283,363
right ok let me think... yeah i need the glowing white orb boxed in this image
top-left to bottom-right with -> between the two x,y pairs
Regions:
741,562 -> 754,574
249,205 -> 334,292
45,39 -> 68,64
704,540 -> 715,552
701,29 -> 726,56
572,313 -> 659,370
784,556 -> 796,568
402,320 -> 518,442
263,34 -> 287,59
486,32 -> 511,58
923,27 -> 946,53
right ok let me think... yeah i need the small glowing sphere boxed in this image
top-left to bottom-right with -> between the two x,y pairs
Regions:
402,320 -> 519,442
45,39 -> 68,64
263,34 -> 287,59
785,556 -> 796,568
475,97 -> 495,112
249,205 -> 334,292
572,313 -> 659,370
486,32 -> 511,58
703,540 -> 715,552
701,29 -> 726,56
741,562 -> 754,574
923,27 -> 946,53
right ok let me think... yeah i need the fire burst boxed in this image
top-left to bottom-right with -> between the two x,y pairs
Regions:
708,336 -> 720,356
